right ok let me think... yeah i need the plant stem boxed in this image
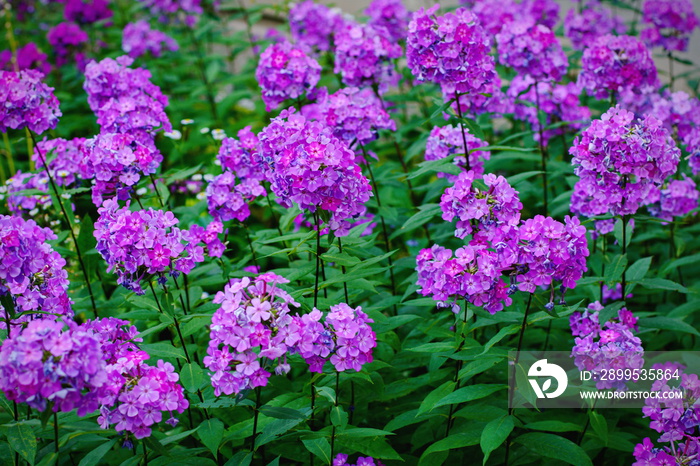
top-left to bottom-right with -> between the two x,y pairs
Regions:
534,82 -> 549,216
338,238 -> 350,304
669,53 -> 675,91
2,132 -> 14,177
54,412 -> 59,453
314,213 -> 321,308
621,215 -> 627,299
243,224 -> 259,270
330,371 -> 340,461
454,93 -> 472,171
251,387 -> 261,452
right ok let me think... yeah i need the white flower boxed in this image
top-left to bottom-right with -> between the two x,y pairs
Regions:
164,130 -> 182,140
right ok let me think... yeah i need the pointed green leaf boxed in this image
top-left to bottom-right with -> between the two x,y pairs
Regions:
198,418 -> 225,457
481,415 -> 514,464
7,422 -> 37,465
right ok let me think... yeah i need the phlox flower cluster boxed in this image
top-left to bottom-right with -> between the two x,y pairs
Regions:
633,435 -> 700,466
83,56 -> 172,134
520,0 -> 559,29
93,199 -> 209,294
2,172 -> 50,218
206,127 -> 266,222
32,137 -> 88,188
0,319 -> 107,414
295,303 -> 376,373
647,175 -> 699,221
204,273 -> 301,396
255,41 -> 322,111
0,43 -> 51,74
578,35 -> 658,100
496,19 -> 568,83
470,0 -> 518,37
564,4 -> 626,51
288,1 -> 344,53
416,244 -> 514,315
333,22 -> 402,94
311,87 -> 396,146
407,6 -> 497,110
364,0 -> 409,42
570,106 -> 680,218
440,170 -> 522,242
138,0 -> 202,27
187,221 -> 226,258
63,0 -> 112,24
507,76 -> 591,146
425,125 -> 490,179
82,131 -> 162,204
258,109 -> 373,236
641,0 -> 699,52
334,453 -> 383,466
0,70 -> 61,135
514,215 -> 589,297
570,302 -> 643,390
47,22 -> 88,67
122,21 -> 179,59
0,215 -> 73,326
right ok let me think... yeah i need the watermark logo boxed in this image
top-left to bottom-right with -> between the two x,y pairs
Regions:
528,359 -> 568,399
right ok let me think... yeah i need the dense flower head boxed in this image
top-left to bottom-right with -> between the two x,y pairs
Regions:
496,18 -> 568,82
520,0 -> 559,29
32,137 -> 88,188
122,21 -> 179,59
47,22 -> 89,67
204,273 -> 301,396
82,317 -> 143,362
295,303 -> 376,373
425,125 -> 490,179
288,0 -> 344,53
647,175 -> 699,221
514,215 -> 589,295
0,319 -> 107,414
138,0 -> 202,27
83,56 -> 172,133
407,6 -> 497,103
641,0 -> 699,52
64,0 -> 113,24
570,106 -> 680,218
365,0 -> 409,42
471,0 -> 518,37
633,436 -> 700,466
333,21 -> 402,94
255,41 -> 321,111
0,43 -> 51,74
507,76 -> 591,146
441,170 -> 522,242
2,171 -> 51,218
333,454 -> 383,466
570,302 -> 644,390
82,131 -> 163,205
577,35 -> 658,100
311,87 -> 396,146
94,199 -> 208,294
0,215 -> 73,326
258,109 -> 373,236
564,4 -> 627,51
0,70 -> 61,134
416,243 -> 514,314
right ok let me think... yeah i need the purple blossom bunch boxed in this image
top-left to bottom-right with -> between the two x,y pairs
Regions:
255,41 -> 321,111
641,0 -> 699,52
83,56 -> 172,134
63,0 -> 113,24
0,43 -> 51,74
204,273 -> 301,396
0,215 -> 73,326
2,171 -> 51,218
0,70 -> 61,134
570,302 -> 644,390
514,215 -> 589,297
647,175 -> 699,221
633,435 -> 700,466
564,4 -> 627,51
440,170 -> 522,242
93,199 -> 207,294
122,21 -> 179,59
0,319 -> 107,414
570,106 -> 680,218
32,137 -> 88,188
577,35 -> 658,100
313,87 -> 396,146
187,220 -> 226,258
520,0 -> 560,29
138,0 -> 203,27
334,453 -> 383,466
294,303 -> 376,373
425,125 -> 490,179
406,6 -> 497,107
333,22 -> 402,94
507,76 -> 591,146
471,0 -> 518,37
82,131 -> 162,205
258,109 -> 373,236
47,22 -> 89,67
416,243 -> 514,314
288,1 -> 344,53
496,18 -> 568,83
364,0 -> 409,42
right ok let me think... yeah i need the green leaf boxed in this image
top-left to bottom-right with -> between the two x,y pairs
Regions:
224,451 -> 253,466
588,411 -> 608,446
330,406 -> 348,429
302,438 -> 331,464
140,342 -> 186,360
320,252 -> 360,267
626,257 -> 652,282
637,278 -> 689,293
638,317 -> 700,336
180,363 -> 205,393
408,342 -> 456,353
421,431 -> 481,459
613,217 -> 633,250
335,436 -> 403,461
514,433 -> 593,466
259,406 -> 309,420
433,384 -> 507,409
198,419 -> 225,457
7,422 -> 37,465
481,415 -> 514,465
604,254 -> 627,287
507,170 -> 543,186
394,204 -> 441,237
255,418 -> 305,449
78,439 -> 117,466
458,357 -> 502,382
523,421 -> 582,432
416,380 -> 455,416
479,325 -> 519,355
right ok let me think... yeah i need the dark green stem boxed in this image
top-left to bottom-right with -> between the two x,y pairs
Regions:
534,82 -> 549,216
454,93 -> 472,172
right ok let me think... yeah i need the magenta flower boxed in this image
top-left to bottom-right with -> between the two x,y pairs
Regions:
365,0 -> 409,42
425,125 -> 490,179
289,0 -> 344,53
0,70 -> 61,135
122,20 -> 179,59
564,4 -> 626,51
641,0 -> 699,52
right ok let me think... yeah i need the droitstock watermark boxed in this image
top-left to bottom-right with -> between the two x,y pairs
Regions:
508,351 -> 697,409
